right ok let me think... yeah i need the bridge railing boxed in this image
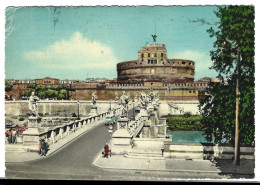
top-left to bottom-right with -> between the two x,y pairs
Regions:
23,107 -> 121,147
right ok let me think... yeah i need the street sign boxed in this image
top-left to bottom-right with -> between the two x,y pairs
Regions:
107,124 -> 114,130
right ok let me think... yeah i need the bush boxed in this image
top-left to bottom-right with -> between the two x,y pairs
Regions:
166,115 -> 203,131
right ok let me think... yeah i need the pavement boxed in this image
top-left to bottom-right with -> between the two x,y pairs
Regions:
5,116 -> 255,178
5,116 -> 107,163
92,152 -> 255,176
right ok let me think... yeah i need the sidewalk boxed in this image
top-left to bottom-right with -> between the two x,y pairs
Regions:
93,152 -> 255,176
5,116 -> 107,163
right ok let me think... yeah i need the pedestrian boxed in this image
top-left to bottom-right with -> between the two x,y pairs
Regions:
40,139 -> 46,156
38,139 -> 42,155
43,136 -> 49,151
8,129 -> 12,144
104,143 -> 109,158
5,131 -> 9,143
12,129 -> 17,144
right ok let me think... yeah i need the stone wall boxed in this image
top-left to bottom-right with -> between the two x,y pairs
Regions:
164,142 -> 254,160
5,100 -> 118,117
158,101 -> 200,116
72,85 -> 203,101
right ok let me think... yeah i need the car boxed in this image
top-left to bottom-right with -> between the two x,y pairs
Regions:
105,116 -> 115,125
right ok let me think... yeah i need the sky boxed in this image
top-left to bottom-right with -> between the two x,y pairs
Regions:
5,6 -> 221,81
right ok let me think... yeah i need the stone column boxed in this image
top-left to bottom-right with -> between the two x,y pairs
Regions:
51,130 -> 55,144
60,127 -> 64,139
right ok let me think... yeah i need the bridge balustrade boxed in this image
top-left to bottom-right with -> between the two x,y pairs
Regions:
26,107 -> 121,147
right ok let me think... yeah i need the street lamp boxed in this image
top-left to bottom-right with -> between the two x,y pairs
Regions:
132,101 -> 135,120
77,101 -> 80,120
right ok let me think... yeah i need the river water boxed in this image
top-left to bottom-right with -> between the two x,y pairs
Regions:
166,130 -> 227,143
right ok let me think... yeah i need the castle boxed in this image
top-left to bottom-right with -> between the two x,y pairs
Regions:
70,37 -> 215,101
6,36 -> 218,101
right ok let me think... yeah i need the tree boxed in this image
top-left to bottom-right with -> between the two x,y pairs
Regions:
45,89 -> 54,98
37,90 -> 46,99
199,6 -> 255,146
5,81 -> 13,91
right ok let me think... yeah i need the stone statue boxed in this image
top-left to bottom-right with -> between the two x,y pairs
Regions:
148,91 -> 155,102
92,92 -> 98,107
134,93 -> 138,103
151,34 -> 157,42
28,92 -> 40,117
115,92 -> 119,101
120,91 -> 129,117
140,92 -> 147,107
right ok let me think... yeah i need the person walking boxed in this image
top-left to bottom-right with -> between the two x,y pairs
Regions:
8,129 -> 12,144
40,139 -> 46,156
38,139 -> 42,155
12,129 -> 17,144
104,144 -> 109,158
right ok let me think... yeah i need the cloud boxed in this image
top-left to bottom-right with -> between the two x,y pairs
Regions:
23,32 -> 118,70
168,50 -> 217,79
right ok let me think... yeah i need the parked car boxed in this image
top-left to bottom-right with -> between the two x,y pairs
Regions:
104,115 -> 115,126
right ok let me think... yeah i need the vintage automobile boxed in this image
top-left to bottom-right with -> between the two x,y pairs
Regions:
104,115 -> 115,126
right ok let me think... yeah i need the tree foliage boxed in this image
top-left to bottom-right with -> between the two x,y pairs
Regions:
5,81 -> 13,91
25,84 -> 69,100
199,6 -> 255,146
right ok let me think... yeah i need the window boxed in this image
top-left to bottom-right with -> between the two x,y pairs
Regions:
148,53 -> 150,57
148,60 -> 150,64
154,53 -> 157,57
161,53 -> 163,57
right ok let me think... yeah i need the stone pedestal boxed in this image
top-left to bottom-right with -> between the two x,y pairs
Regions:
147,102 -> 154,112
139,106 -> 149,120
89,106 -> 98,116
111,117 -> 132,154
23,116 -> 43,149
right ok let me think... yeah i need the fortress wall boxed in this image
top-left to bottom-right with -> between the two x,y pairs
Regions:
159,101 -> 200,116
5,101 -> 114,117
73,87 -> 200,101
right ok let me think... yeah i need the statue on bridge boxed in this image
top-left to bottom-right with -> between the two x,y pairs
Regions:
92,92 -> 98,107
115,92 -> 119,102
120,91 -> 129,118
148,91 -> 155,102
28,92 -> 40,117
140,92 -> 147,107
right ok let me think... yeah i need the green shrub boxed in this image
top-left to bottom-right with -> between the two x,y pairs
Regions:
166,115 -> 203,131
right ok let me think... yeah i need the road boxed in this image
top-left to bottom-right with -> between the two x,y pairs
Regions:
5,108 -> 241,180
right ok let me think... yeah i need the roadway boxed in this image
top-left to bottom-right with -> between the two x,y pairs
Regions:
5,107 -> 245,180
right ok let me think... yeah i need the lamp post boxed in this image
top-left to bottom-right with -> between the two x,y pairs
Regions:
132,101 -> 135,120
77,101 -> 80,120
